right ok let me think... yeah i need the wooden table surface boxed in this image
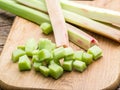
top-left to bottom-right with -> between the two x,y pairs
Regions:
0,10 -> 14,90
0,0 -> 120,89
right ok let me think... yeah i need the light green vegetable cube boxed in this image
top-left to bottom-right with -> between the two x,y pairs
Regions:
17,45 -> 25,50
53,47 -> 65,64
33,62 -> 42,71
87,45 -> 102,60
82,52 -> 93,65
39,66 -> 50,77
12,49 -> 26,62
63,60 -> 73,71
32,50 -> 39,55
64,54 -> 75,61
32,55 -> 39,63
38,49 -> 51,61
45,54 -> 53,64
18,55 -> 31,71
73,60 -> 87,72
49,64 -> 63,79
64,47 -> 74,56
53,47 -> 65,60
25,39 -> 37,56
49,60 -> 56,65
74,51 -> 84,61
40,22 -> 53,35
38,38 -> 56,51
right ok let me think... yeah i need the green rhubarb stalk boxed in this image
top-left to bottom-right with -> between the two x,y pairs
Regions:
16,0 -> 47,13
66,24 -> 98,49
40,23 -> 98,50
16,0 -> 98,48
64,10 -> 120,43
0,0 -> 49,25
16,0 -> 120,43
61,0 -> 120,27
0,0 -> 98,50
16,0 -> 47,12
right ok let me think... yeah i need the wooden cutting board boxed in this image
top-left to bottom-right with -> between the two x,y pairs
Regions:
0,0 -> 120,90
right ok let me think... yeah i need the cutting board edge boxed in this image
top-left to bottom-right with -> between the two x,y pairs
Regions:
0,73 -> 120,90
0,71 -> 120,90
103,72 -> 120,89
0,79 -> 46,90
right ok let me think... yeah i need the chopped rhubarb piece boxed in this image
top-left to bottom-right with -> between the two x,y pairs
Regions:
64,47 -> 74,56
73,60 -> 87,72
38,38 -> 56,52
74,51 -> 84,61
38,49 -> 51,62
25,39 -> 37,56
17,45 -> 25,51
39,66 -> 50,77
64,54 -> 75,61
82,52 -> 93,65
40,22 -> 53,35
12,49 -> 26,62
32,55 -> 39,63
66,23 -> 98,50
63,60 -> 73,71
18,55 -> 31,71
33,62 -> 42,71
87,45 -> 102,60
53,47 -> 65,60
48,63 -> 63,79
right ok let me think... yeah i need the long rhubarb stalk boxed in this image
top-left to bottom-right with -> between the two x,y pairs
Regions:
63,10 -> 120,43
0,0 -> 49,25
0,0 -> 97,50
16,0 -> 120,43
45,0 -> 69,47
61,0 -> 120,27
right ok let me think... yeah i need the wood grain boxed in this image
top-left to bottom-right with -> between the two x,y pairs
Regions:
0,10 -> 15,54
0,0 -> 120,90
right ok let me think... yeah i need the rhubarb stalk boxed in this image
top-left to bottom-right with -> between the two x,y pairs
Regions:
61,0 -> 120,27
0,0 -> 98,50
45,0 -> 69,47
16,0 -> 120,43
66,23 -> 98,49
